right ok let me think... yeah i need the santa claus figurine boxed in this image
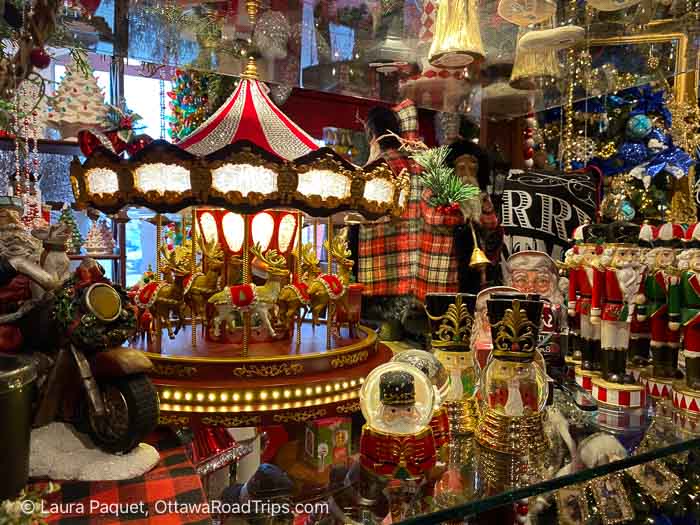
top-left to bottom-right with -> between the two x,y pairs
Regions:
591,222 -> 646,391
637,223 -> 683,385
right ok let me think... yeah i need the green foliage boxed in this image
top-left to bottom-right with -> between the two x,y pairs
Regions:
411,146 -> 479,208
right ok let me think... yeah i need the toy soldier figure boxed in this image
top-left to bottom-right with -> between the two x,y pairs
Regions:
629,222 -> 655,368
591,222 -> 645,384
565,222 -> 589,364
637,223 -> 683,379
669,225 -> 700,390
569,223 -> 607,372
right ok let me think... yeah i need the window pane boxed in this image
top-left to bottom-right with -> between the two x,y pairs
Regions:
124,75 -> 172,140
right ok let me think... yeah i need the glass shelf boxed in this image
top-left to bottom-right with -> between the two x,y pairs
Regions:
284,388 -> 700,525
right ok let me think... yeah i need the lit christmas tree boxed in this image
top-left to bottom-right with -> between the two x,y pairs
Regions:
47,59 -> 108,140
168,69 -> 210,142
58,204 -> 83,254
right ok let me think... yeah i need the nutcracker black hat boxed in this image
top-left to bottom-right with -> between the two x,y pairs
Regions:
606,221 -> 640,245
487,293 -> 543,362
380,370 -> 415,406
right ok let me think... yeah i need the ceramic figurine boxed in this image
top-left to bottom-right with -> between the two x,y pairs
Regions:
669,225 -> 700,419
424,292 -> 478,434
590,222 -> 647,411
628,222 -> 655,374
637,223 -> 683,400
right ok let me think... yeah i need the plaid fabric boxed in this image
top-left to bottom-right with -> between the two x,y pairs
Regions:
358,150 -> 460,301
392,99 -> 419,141
37,431 -> 210,525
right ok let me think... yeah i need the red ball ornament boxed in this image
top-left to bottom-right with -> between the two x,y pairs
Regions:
30,47 -> 50,69
78,0 -> 100,14
127,135 -> 153,156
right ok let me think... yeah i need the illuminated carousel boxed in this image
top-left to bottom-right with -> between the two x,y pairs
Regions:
69,43 -> 407,429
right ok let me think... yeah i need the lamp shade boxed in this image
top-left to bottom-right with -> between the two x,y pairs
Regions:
497,0 -> 556,26
509,29 -> 561,91
428,0 -> 484,68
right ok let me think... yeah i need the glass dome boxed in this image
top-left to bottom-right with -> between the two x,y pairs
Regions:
480,358 -> 548,416
360,362 -> 435,436
391,349 -> 450,407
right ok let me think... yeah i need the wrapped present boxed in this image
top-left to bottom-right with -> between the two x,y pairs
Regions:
303,417 -> 351,472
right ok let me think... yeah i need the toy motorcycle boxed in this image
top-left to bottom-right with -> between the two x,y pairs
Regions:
11,259 -> 159,453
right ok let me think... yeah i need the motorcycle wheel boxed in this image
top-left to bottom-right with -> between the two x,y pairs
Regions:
88,374 -> 159,454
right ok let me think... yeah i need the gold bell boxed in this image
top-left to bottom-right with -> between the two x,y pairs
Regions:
470,246 -> 490,269
428,0 -> 485,68
469,222 -> 490,270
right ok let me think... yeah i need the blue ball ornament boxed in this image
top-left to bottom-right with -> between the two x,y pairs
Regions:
626,114 -> 653,139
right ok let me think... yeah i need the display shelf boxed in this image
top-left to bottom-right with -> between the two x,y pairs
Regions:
0,137 -> 81,156
68,253 -> 120,260
270,393 -> 700,525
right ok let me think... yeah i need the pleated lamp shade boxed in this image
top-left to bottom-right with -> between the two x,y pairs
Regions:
428,0 -> 485,69
509,29 -> 561,91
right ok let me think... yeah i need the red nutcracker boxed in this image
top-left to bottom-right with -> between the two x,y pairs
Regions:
628,222 -> 655,370
590,222 -> 645,387
568,223 -> 607,373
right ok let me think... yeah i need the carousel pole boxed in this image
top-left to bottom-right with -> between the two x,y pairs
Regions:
242,214 -> 251,358
190,208 -> 197,348
296,212 -> 303,354
156,214 -> 163,277
326,217 -> 333,350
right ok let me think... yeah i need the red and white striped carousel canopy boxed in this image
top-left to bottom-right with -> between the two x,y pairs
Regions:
176,78 -> 319,160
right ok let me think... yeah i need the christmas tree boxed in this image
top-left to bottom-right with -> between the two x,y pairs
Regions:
47,59 -> 108,141
59,204 -> 83,254
168,69 -> 210,142
84,218 -> 114,255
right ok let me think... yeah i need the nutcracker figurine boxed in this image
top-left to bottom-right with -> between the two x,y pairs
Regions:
628,222 -> 655,376
590,222 -> 647,411
503,251 -> 564,366
670,225 -> 700,419
424,292 -> 478,435
565,221 -> 588,366
359,363 -> 437,504
475,292 -> 548,489
638,222 -> 683,401
569,223 -> 607,391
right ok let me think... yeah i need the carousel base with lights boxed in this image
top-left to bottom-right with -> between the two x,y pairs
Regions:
136,321 -> 386,428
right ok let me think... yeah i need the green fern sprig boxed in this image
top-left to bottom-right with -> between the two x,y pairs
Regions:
411,146 -> 479,208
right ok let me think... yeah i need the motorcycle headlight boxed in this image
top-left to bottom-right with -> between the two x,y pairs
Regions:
84,283 -> 122,323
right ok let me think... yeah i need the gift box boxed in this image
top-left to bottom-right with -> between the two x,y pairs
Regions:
303,417 -> 351,472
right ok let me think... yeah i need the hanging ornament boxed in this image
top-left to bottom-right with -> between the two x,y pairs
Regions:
253,10 -> 291,61
510,27 -> 561,91
618,141 -> 649,166
523,107 -> 536,169
626,114 -> 653,139
496,0 -> 556,25
29,48 -> 51,69
428,0 -> 484,68
77,0 -> 101,16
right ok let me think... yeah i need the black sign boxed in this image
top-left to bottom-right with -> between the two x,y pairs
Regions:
500,169 -> 599,261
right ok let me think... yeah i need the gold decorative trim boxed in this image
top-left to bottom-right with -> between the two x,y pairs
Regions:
336,401 -> 361,414
201,415 -> 262,427
272,408 -> 327,423
425,295 -> 474,348
159,414 -> 191,426
492,300 -> 537,361
233,363 -> 304,378
152,363 -> 198,378
330,350 -> 369,368
143,324 -> 376,364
